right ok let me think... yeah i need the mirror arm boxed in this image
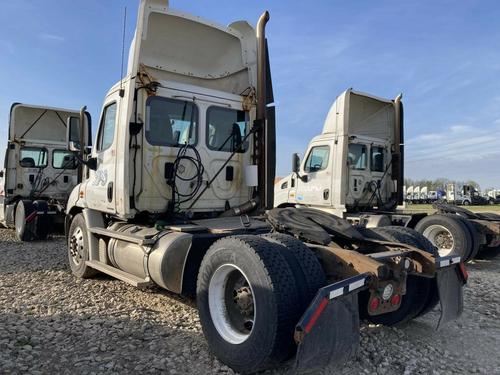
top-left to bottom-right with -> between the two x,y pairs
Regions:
294,171 -> 308,183
73,153 -> 97,171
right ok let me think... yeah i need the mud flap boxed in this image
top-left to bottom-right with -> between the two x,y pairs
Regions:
434,255 -> 465,329
294,274 -> 369,374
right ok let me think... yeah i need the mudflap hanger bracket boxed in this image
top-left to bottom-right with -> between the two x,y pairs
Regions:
433,254 -> 465,330
294,273 -> 369,374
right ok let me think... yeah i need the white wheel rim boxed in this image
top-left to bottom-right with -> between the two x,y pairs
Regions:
69,227 -> 85,266
208,264 -> 255,344
422,224 -> 455,257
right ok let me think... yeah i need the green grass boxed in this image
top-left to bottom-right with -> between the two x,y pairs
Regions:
403,204 -> 500,214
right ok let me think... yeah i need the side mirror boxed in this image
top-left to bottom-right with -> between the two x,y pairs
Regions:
66,106 -> 92,153
67,116 -> 82,152
0,170 -> 4,178
292,153 -> 300,173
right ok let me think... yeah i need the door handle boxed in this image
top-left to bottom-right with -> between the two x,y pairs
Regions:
107,182 -> 113,202
323,189 -> 330,200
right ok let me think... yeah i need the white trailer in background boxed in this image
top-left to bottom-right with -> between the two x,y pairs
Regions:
0,104 -> 81,240
405,185 -> 414,203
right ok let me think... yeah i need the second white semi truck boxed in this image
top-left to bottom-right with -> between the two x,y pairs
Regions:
275,89 -> 500,261
0,104 -> 81,240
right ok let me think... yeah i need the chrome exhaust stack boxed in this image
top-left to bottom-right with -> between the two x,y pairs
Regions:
255,11 -> 275,211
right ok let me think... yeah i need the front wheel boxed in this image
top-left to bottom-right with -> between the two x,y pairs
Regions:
15,200 -> 36,241
67,213 -> 97,278
197,235 -> 302,374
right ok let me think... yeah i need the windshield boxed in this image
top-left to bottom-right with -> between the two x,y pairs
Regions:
348,144 -> 367,170
146,97 -> 198,147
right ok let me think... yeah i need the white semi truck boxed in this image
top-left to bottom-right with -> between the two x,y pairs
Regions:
0,104 -> 80,240
275,90 -> 500,261
63,2 -> 465,373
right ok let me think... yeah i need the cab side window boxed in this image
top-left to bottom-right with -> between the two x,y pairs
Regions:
97,103 -> 117,151
371,146 -> 385,172
304,146 -> 330,172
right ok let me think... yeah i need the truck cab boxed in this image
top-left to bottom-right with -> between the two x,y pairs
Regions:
0,104 -> 80,240
275,89 -> 402,217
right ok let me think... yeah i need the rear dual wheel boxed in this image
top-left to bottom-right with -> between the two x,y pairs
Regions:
415,214 -> 476,261
197,234 -> 324,374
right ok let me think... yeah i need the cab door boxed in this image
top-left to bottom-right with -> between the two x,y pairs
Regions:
85,98 -> 119,214
295,143 -> 333,207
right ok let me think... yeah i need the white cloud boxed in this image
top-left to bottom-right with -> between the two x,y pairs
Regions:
38,33 -> 65,43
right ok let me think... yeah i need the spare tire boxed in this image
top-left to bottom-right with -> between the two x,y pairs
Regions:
415,214 -> 473,261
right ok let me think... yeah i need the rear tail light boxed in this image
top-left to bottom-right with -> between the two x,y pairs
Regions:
369,297 -> 380,311
390,294 -> 401,306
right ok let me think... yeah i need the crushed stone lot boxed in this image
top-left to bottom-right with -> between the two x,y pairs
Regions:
0,228 -> 499,375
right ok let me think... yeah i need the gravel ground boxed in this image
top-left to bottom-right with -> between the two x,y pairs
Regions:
0,228 -> 499,375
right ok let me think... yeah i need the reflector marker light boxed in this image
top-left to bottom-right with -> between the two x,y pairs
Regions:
349,279 -> 365,292
438,256 -> 461,268
304,298 -> 328,333
329,288 -> 344,299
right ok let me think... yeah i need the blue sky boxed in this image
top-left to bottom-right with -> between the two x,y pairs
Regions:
1,0 -> 500,188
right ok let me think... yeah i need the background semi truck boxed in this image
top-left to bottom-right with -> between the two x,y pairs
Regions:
0,104 -> 80,241
63,1 -> 464,373
275,89 -> 500,261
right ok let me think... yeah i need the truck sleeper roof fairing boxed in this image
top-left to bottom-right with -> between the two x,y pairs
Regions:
127,0 -> 257,95
321,89 -> 395,142
9,103 -> 80,144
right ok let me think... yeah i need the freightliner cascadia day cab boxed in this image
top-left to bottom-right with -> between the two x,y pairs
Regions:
64,2 -> 465,373
0,104 -> 80,241
275,89 -> 500,262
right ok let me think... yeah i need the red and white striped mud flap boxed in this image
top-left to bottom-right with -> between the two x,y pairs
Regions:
435,255 -> 465,330
294,273 -> 369,374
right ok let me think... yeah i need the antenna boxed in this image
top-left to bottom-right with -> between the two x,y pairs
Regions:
119,6 -> 127,98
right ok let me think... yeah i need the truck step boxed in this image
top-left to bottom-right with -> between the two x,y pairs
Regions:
88,227 -> 156,246
86,260 -> 150,288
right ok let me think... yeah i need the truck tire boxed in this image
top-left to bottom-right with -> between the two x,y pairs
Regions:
441,214 -> 479,261
261,233 -> 326,306
384,226 -> 438,255
358,227 -> 431,326
67,213 -> 97,278
197,235 -> 301,374
33,200 -> 50,240
415,214 -> 472,261
15,200 -> 36,241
